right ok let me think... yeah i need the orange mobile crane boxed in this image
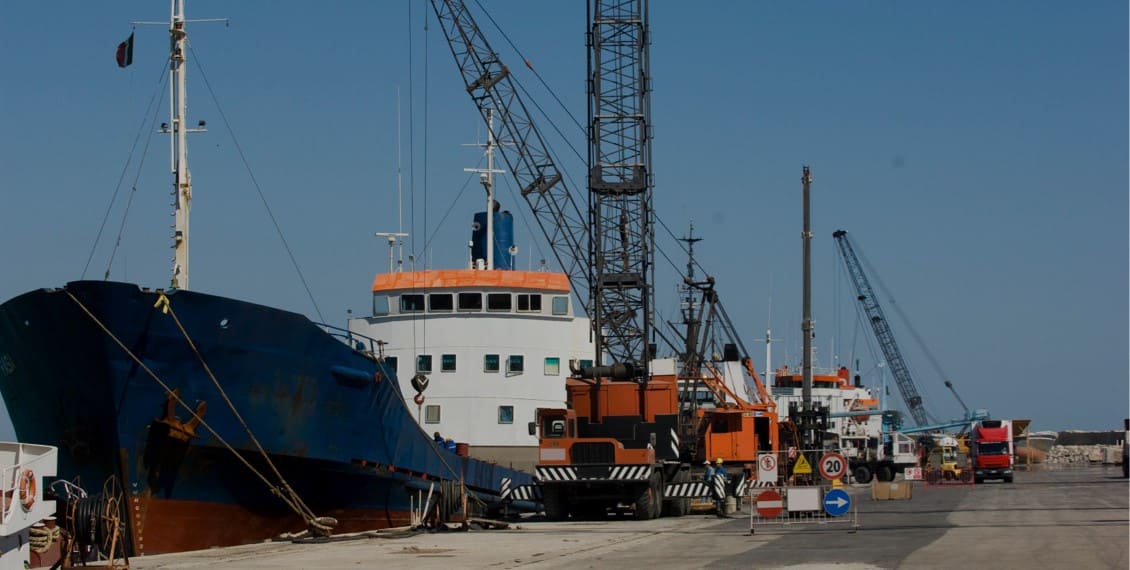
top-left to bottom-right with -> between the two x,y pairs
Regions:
431,0 -> 779,520
534,275 -> 779,520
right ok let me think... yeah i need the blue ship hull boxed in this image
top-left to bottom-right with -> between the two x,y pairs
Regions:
0,281 -> 532,554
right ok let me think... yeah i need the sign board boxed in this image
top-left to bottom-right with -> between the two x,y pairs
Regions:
757,453 -> 778,483
786,486 -> 820,512
755,490 -> 783,518
792,454 -> 812,475
818,452 -> 848,480
823,488 -> 851,517
904,467 -> 923,481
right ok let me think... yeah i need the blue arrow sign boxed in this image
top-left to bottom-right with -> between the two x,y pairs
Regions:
823,488 -> 851,517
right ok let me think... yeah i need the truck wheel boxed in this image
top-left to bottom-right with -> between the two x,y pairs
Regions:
853,465 -> 872,484
1004,475 -> 1013,483
974,476 -> 984,485
665,470 -> 690,517
635,473 -> 662,520
542,486 -> 568,521
878,465 -> 894,482
649,473 -> 664,519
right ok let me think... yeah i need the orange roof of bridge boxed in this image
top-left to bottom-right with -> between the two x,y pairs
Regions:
372,269 -> 570,293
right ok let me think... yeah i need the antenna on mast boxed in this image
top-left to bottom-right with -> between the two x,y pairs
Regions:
396,86 -> 406,271
463,109 -> 506,270
372,87 -> 410,275
760,294 -> 780,388
375,232 -> 410,273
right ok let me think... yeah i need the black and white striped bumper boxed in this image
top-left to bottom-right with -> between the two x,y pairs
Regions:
535,464 -> 654,482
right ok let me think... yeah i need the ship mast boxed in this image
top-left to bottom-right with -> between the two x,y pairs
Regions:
485,109 -> 495,270
464,108 -> 505,270
135,3 -> 222,289
168,0 -> 191,289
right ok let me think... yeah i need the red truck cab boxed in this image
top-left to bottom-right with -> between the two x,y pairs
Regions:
971,419 -> 1013,483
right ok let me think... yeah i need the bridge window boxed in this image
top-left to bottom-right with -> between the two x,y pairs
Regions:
416,354 -> 432,374
384,356 -> 398,374
552,296 -> 569,315
373,295 -> 389,316
487,293 -> 512,312
498,405 -> 514,424
400,294 -> 425,313
424,405 -> 440,424
484,354 -> 500,373
429,293 -> 454,312
517,294 -> 542,312
508,355 -> 524,374
441,354 -> 456,372
458,292 -> 483,311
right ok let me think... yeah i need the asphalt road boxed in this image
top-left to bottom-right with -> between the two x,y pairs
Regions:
128,464 -> 1128,569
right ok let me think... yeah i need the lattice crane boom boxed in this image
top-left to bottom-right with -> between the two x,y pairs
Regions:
587,0 -> 654,375
433,0 -> 656,376
430,0 -> 592,314
832,229 -> 930,426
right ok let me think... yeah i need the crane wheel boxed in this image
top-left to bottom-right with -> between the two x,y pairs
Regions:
634,473 -> 662,520
542,486 -> 568,521
665,470 -> 690,517
650,473 -> 664,519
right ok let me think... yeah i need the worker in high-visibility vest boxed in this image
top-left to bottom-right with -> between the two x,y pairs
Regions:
713,457 -> 727,513
701,460 -> 715,502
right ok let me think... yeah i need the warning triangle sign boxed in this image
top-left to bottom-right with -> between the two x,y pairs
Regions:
793,454 -> 812,475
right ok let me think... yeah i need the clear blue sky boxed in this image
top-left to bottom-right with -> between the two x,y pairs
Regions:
0,1 -> 1126,435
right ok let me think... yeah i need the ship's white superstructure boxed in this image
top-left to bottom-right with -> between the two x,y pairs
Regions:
771,365 -> 884,444
348,270 -> 592,471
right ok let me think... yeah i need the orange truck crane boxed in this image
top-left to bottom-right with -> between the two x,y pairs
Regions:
431,0 -> 780,519
532,280 -> 780,520
533,356 -> 778,520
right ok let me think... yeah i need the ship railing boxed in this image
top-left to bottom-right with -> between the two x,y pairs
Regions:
0,442 -> 58,535
317,323 -> 387,362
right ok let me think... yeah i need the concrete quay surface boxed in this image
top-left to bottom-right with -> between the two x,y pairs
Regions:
127,465 -> 1128,570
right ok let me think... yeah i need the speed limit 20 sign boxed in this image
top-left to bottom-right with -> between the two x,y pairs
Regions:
818,452 -> 848,480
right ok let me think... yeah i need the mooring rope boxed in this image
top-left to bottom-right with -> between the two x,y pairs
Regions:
64,290 -> 330,534
152,292 -> 327,531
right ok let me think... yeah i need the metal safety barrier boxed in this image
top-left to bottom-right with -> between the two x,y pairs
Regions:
747,485 -> 861,535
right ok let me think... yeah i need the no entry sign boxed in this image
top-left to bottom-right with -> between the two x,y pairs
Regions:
756,489 -> 783,518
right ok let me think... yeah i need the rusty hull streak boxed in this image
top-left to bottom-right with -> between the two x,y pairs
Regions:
131,496 -> 409,555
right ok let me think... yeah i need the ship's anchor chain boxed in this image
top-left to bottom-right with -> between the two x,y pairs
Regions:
65,290 -> 336,537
